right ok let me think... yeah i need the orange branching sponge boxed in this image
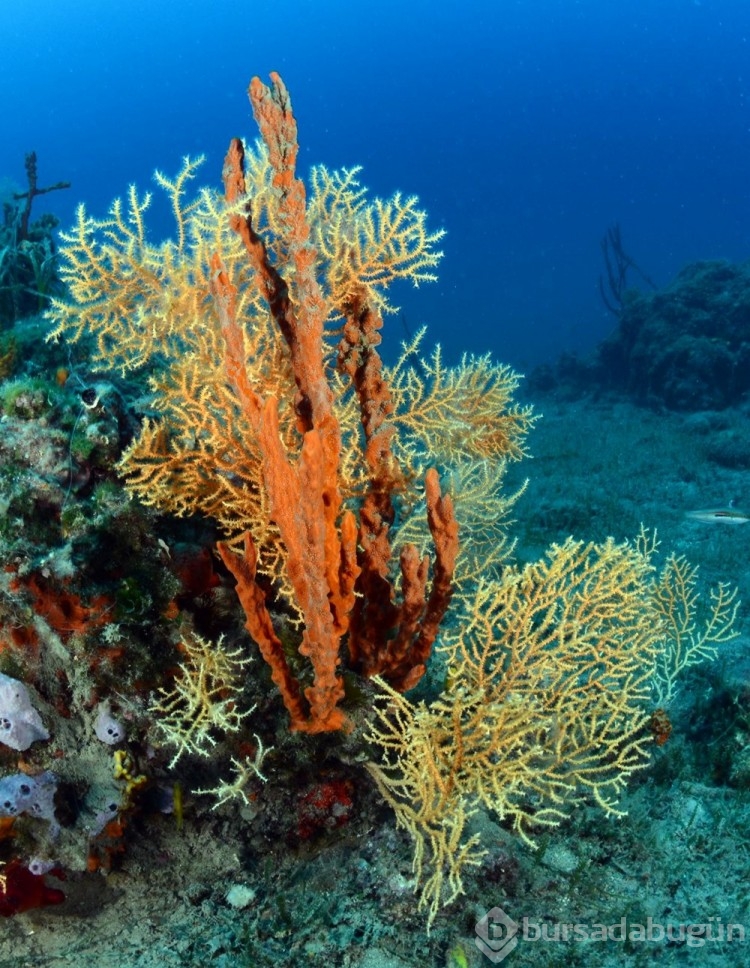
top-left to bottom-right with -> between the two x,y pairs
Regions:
213,76 -> 458,729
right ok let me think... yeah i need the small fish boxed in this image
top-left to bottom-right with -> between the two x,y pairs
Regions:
685,507 -> 750,525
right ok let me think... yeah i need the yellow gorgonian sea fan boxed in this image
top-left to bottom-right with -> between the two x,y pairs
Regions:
46,157 -> 254,372
366,529 -> 740,928
366,535 -> 665,928
308,165 -> 446,316
387,331 -> 537,468
364,331 -> 538,583
149,631 -> 254,769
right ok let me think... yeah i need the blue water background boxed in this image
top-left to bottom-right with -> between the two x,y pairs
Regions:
2,0 -> 749,371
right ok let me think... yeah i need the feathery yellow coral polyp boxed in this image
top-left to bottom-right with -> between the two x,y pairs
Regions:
367,537 -> 665,926
149,632 -> 253,768
308,166 -> 445,314
650,550 -> 739,706
48,157 -> 215,371
388,336 -> 537,466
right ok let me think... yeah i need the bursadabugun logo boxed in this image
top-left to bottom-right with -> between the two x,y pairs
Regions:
475,906 -> 745,962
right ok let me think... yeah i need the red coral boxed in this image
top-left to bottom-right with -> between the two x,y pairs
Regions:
297,779 -> 354,840
21,575 -> 111,641
650,707 -> 672,747
0,623 -> 39,659
0,860 -> 65,916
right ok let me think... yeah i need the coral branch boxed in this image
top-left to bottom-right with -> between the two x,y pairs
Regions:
211,240 -> 352,732
217,534 -> 308,730
391,468 -> 459,691
247,74 -> 335,438
338,287 -> 458,689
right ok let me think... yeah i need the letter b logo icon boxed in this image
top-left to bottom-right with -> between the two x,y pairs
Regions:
475,906 -> 519,963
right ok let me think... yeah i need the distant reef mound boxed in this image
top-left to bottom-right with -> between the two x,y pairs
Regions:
533,259 -> 750,411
